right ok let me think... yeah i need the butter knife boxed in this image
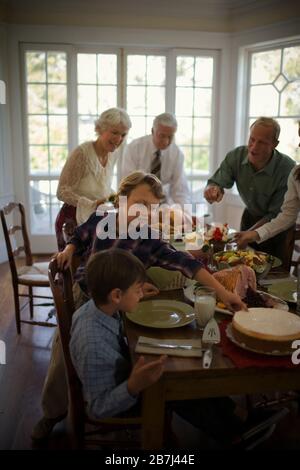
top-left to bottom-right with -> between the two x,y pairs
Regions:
138,341 -> 202,350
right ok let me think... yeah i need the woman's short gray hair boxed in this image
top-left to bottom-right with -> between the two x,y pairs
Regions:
95,107 -> 132,134
153,113 -> 178,130
250,117 -> 281,141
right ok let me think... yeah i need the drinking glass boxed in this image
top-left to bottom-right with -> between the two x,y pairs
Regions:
194,286 -> 216,329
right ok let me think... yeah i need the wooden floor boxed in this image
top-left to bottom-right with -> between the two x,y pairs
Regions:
0,259 -> 300,450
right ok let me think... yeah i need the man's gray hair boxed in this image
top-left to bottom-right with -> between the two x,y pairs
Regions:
95,107 -> 132,134
250,117 -> 280,141
153,113 -> 178,130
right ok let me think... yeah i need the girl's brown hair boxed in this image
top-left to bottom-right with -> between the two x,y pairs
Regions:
114,171 -> 165,206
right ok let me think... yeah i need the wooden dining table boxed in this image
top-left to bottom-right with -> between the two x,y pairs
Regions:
124,280 -> 300,450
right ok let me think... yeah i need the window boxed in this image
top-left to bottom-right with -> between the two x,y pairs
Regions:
23,46 -> 217,235
248,43 -> 300,161
25,49 -> 68,234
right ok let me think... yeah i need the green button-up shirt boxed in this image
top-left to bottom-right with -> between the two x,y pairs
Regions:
207,146 -> 295,221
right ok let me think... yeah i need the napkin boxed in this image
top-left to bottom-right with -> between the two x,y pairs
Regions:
136,336 -> 202,357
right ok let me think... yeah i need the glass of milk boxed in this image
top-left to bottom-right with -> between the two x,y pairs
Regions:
194,286 -> 216,329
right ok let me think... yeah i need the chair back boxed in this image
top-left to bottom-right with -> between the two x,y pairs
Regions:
48,258 -> 85,445
0,202 -> 33,281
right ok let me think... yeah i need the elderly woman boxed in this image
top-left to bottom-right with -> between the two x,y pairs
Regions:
55,107 -> 131,250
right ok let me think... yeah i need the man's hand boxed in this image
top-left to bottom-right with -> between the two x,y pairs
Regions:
234,230 -> 259,249
127,355 -> 167,396
204,185 -> 224,204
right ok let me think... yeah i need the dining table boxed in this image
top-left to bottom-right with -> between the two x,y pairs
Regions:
124,268 -> 300,450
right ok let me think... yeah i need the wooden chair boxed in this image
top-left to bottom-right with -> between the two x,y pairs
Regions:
0,202 -> 55,333
48,257 -> 143,449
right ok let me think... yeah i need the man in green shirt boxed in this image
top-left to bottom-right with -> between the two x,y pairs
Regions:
204,117 -> 295,259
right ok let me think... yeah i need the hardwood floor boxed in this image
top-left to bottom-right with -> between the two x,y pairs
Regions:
0,259 -> 299,450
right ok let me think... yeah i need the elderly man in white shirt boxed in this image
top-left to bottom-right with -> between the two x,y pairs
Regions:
121,113 -> 191,207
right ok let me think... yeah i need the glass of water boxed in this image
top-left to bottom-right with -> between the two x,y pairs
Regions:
194,286 -> 216,329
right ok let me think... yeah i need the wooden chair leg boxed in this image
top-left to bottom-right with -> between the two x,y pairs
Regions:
13,286 -> 21,334
29,286 -> 34,319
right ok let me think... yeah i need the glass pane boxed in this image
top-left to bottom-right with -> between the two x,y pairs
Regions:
195,57 -> 213,87
127,86 -> 146,114
47,52 -> 67,82
127,56 -> 146,85
78,85 -> 97,114
193,146 -> 209,172
98,54 -> 117,84
28,115 -> 48,145
194,88 -> 212,116
97,85 -> 117,114
147,56 -> 166,85
146,116 -> 155,133
26,51 -> 46,83
176,117 -> 193,145
77,54 -> 97,84
250,49 -> 281,84
191,180 -> 208,206
282,46 -> 300,80
280,82 -> 300,116
193,118 -> 211,145
27,84 -> 47,114
48,84 -> 67,114
182,146 -> 193,174
49,146 -> 68,174
176,57 -> 194,86
78,115 -> 97,142
249,85 -> 279,116
147,87 -> 165,115
128,116 -> 146,141
30,180 -> 51,233
277,118 -> 300,162
49,115 -> 68,144
176,88 -> 194,116
29,145 -> 49,174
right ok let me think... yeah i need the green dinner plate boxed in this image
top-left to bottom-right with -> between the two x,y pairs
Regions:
267,279 -> 297,303
126,300 -> 195,328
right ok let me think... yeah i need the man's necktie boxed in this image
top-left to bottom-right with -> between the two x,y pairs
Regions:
151,149 -> 161,179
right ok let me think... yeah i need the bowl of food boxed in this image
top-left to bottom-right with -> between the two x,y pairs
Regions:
213,249 -> 276,280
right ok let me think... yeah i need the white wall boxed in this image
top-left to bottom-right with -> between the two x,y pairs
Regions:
0,24 -> 14,263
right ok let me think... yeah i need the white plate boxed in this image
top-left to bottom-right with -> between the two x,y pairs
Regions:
225,324 -> 291,356
183,283 -> 289,316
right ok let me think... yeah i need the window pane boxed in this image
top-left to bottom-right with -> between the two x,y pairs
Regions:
26,51 -> 46,82
176,88 -> 194,116
97,85 -> 117,114
27,84 -> 47,113
49,116 -> 68,144
29,146 -> 49,174
182,146 -> 193,174
98,54 -> 117,84
250,49 -> 281,84
127,56 -> 146,85
146,87 -> 165,115
193,118 -> 211,145
127,86 -> 146,114
30,180 -> 51,233
283,46 -> 300,80
176,57 -> 194,86
47,52 -> 67,82
249,85 -> 279,116
176,117 -> 193,145
195,57 -> 213,86
77,54 -> 97,83
28,115 -> 48,145
193,146 -> 209,172
78,85 -> 97,114
48,84 -> 67,114
194,88 -> 212,116
147,56 -> 166,85
128,116 -> 147,141
280,82 -> 300,116
49,146 -> 68,174
277,118 -> 300,161
78,115 -> 96,142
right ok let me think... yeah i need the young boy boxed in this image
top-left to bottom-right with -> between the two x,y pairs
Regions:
70,248 -> 167,419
